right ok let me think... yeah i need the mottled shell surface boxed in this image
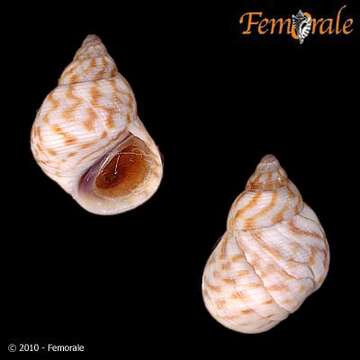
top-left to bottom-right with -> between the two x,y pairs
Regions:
202,155 -> 329,333
31,35 -> 163,215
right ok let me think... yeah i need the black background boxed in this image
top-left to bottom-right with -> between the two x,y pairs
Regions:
5,0 -> 359,356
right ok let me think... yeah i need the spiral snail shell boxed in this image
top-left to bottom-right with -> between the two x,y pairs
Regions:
202,155 -> 329,333
30,35 -> 163,215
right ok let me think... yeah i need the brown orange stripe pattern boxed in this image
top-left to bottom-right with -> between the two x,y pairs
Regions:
202,155 -> 329,333
30,35 -> 163,215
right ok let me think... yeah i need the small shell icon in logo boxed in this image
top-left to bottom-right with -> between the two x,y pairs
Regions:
292,10 -> 312,44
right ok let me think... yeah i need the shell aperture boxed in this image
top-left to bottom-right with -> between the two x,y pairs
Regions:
31,35 -> 163,215
202,155 -> 329,333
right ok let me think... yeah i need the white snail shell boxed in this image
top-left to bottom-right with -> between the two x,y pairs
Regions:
202,155 -> 329,333
31,35 -> 163,215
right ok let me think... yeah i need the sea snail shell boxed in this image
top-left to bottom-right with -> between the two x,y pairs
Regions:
202,155 -> 329,333
30,35 -> 163,215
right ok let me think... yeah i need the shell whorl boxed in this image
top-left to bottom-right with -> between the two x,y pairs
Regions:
202,155 -> 329,333
31,35 -> 163,214
59,35 -> 118,85
246,154 -> 288,191
227,155 -> 303,231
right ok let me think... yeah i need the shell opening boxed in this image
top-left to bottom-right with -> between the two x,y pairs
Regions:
94,136 -> 152,198
79,134 -> 154,200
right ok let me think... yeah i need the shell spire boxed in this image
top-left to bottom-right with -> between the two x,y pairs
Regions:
227,155 -> 303,231
202,154 -> 329,333
59,34 -> 118,85
246,154 -> 288,191
74,35 -> 107,59
31,35 -> 163,215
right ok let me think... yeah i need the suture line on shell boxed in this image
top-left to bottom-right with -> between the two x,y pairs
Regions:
202,154 -> 329,333
30,34 -> 163,214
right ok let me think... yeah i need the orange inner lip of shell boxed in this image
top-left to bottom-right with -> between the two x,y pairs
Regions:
95,137 -> 151,197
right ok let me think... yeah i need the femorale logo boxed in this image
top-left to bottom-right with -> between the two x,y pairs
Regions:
239,5 -> 354,44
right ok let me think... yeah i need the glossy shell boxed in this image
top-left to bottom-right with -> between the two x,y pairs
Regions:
202,155 -> 329,333
31,35 -> 163,214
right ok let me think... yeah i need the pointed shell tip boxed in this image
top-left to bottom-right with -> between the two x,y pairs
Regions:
85,34 -> 100,40
260,154 -> 278,164
82,34 -> 102,46
256,154 -> 280,173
